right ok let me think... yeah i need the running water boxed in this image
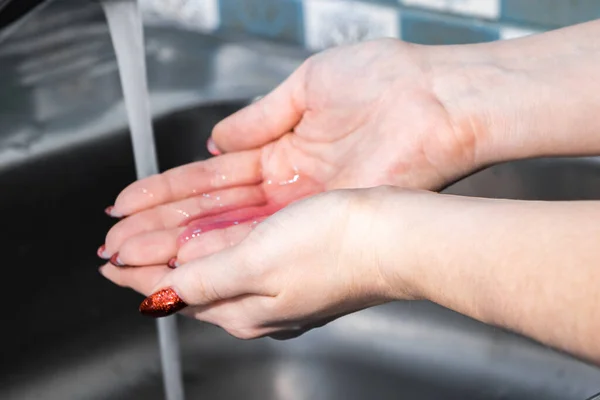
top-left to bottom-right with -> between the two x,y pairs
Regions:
101,1 -> 185,400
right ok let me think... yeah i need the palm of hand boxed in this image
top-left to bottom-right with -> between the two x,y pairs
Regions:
100,39 -> 474,272
252,40 -> 471,205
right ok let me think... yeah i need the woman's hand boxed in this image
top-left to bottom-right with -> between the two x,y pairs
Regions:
101,186 -> 600,362
100,38 -> 483,268
100,188 -> 423,339
98,21 -> 600,363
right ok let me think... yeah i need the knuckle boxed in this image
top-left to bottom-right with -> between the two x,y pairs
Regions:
187,268 -> 222,303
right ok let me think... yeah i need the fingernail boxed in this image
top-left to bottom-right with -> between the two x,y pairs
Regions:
207,137 -> 221,156
167,257 -> 179,269
109,253 -> 126,267
97,245 -> 110,260
105,206 -> 123,219
139,288 -> 187,318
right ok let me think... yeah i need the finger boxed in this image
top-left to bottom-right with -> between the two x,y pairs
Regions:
140,247 -> 271,317
105,185 -> 265,255
111,150 -> 262,216
188,299 -> 336,340
115,228 -> 181,267
100,263 -> 171,295
177,219 -> 265,264
184,296 -> 275,339
211,62 -> 307,153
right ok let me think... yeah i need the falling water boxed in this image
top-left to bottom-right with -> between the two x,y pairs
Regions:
101,1 -> 185,399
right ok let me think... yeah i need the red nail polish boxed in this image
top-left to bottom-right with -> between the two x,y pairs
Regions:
139,288 -> 187,318
167,257 -> 179,269
207,138 -> 222,156
97,245 -> 109,260
109,253 -> 126,267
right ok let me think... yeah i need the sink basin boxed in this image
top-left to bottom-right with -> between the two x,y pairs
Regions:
2,101 -> 600,400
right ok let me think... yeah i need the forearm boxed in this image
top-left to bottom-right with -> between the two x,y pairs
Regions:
377,190 -> 600,363
426,19 -> 600,166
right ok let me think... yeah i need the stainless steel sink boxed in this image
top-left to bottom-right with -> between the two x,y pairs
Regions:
1,3 -> 600,398
1,100 -> 600,400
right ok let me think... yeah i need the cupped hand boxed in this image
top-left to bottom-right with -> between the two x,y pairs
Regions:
100,188 -> 421,339
100,38 -> 479,269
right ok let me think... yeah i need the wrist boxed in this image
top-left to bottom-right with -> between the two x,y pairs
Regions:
422,43 -> 521,168
369,189 -> 497,322
425,21 -> 600,166
363,186 -> 440,302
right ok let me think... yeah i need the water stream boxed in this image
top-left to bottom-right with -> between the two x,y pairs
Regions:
101,1 -> 185,399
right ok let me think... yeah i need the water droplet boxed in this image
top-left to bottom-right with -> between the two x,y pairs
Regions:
221,175 -> 227,181
141,188 -> 154,197
175,209 -> 190,218
202,193 -> 211,198
279,173 -> 300,186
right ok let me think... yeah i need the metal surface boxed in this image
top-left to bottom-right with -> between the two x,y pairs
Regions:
0,0 -> 308,170
2,100 -> 600,400
0,0 -> 48,33
1,3 -> 600,400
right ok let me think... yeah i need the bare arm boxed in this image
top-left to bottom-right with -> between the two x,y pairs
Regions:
428,19 -> 600,166
374,20 -> 600,363
100,17 -> 600,364
377,190 -> 600,364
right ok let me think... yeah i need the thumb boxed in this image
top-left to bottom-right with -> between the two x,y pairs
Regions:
210,61 -> 308,153
138,248 -> 256,318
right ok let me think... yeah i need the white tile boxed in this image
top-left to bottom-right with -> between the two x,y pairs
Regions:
303,0 -> 399,51
139,0 -> 220,32
399,0 -> 500,20
499,26 -> 539,40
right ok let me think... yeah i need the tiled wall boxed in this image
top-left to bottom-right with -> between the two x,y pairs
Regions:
142,0 -> 600,50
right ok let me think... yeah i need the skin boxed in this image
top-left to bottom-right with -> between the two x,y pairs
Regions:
101,20 -> 600,364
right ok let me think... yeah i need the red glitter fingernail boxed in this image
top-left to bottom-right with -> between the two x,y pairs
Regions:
139,288 -> 187,318
167,257 -> 179,269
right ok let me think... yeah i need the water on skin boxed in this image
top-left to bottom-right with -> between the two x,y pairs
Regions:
177,169 -> 317,246
101,2 -> 183,400
177,204 -> 281,246
176,176 -> 311,246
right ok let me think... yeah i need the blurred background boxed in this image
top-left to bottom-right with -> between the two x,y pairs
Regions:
1,1 -> 600,399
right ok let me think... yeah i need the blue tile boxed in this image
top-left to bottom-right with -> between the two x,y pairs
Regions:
358,0 -> 399,6
401,11 -> 499,45
501,0 -> 600,28
218,0 -> 304,44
